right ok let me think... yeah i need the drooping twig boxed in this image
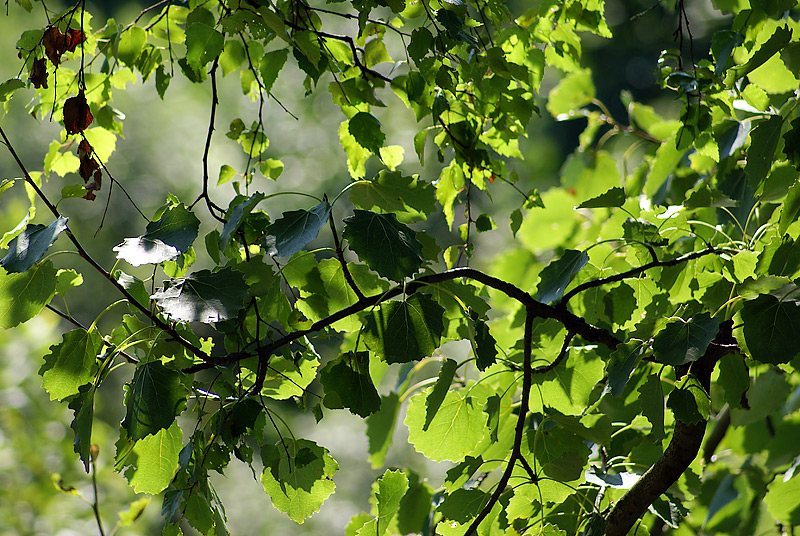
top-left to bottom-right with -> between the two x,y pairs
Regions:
326,197 -> 365,300
0,125 -> 212,364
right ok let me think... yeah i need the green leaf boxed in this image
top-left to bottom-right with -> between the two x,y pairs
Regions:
343,210 -> 424,281
738,294 -> 800,365
667,374 -> 710,424
0,78 -> 24,101
40,329 -> 102,401
424,359 -> 458,431
118,497 -> 150,527
536,249 -> 589,303
366,392 -> 401,468
471,313 -> 497,371
357,469 -> 409,536
117,26 -> 146,67
260,439 -> 338,523
117,423 -> 182,494
638,374 -> 665,440
122,361 -> 189,440
532,346 -> 604,415
69,383 -> 95,471
264,200 -> 330,257
185,22 -> 224,70
765,472 -> 800,526
724,25 -> 793,87
783,117 -> 800,167
780,180 -> 800,235
604,339 -> 646,397
348,112 -> 385,154
320,351 -> 381,417
152,268 -> 248,324
745,116 -> 784,191
547,69 -> 595,117
652,313 -> 720,366
260,350 -> 319,400
217,164 -> 236,185
348,170 -> 436,223
577,186 -> 625,208
0,259 -> 57,328
219,193 -> 266,251
1,216 -> 68,273
114,204 -> 200,267
363,294 -> 445,364
260,49 -> 289,94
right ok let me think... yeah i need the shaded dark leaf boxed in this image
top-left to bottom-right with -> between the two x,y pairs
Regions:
1,216 -> 68,273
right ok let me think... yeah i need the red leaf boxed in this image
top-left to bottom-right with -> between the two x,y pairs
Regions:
66,29 -> 86,52
63,91 -> 93,134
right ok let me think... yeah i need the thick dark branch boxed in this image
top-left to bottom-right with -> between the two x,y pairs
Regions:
184,267 -> 621,373
0,125 -> 212,364
561,246 -> 736,305
604,320 -> 736,536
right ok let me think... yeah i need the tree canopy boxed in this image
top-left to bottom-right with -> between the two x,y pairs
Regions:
1,0 -> 800,535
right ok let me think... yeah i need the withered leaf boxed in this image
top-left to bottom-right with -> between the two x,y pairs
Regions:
66,29 -> 86,52
30,58 -> 48,89
63,91 -> 93,134
42,26 -> 71,66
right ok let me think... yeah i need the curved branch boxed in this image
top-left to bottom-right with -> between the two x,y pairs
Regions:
604,320 -> 736,536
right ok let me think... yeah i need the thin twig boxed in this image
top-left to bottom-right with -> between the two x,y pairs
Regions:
326,199 -> 365,300
0,125 -> 212,364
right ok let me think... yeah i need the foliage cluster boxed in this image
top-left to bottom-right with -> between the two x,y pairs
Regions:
1,0 -> 800,535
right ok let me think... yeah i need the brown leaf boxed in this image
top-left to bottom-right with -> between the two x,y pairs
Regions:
42,26 -> 70,66
63,91 -> 93,134
84,169 -> 102,201
77,139 -> 99,180
30,58 -> 48,89
66,29 -> 86,52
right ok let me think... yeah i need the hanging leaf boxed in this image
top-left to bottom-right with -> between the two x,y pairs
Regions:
39,328 -> 103,401
406,383 -> 491,462
363,293 -> 445,364
0,260 -> 58,328
152,268 -> 246,323
652,313 -> 720,366
667,374 -> 710,424
343,210 -> 424,282
63,91 -> 93,134
69,383 -> 95,472
320,351 -> 381,417
264,200 -> 330,257
348,111 -> 385,154
117,423 -> 182,494
471,312 -> 497,371
260,439 -> 338,523
114,204 -> 200,266
424,359 -> 458,431
122,361 -> 189,441
1,216 -> 68,273
356,470 -> 409,536
536,249 -> 589,303
366,392 -> 401,469
738,294 -> 800,365
219,193 -> 266,251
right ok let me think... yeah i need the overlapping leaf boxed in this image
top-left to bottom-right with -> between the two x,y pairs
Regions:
1,216 -> 68,273
652,313 -> 720,366
362,294 -> 445,363
320,351 -> 381,417
348,170 -> 435,223
260,439 -> 338,523
264,200 -> 330,257
152,268 -> 248,323
343,210 -> 424,282
0,259 -> 57,328
122,361 -> 188,440
536,249 -> 589,303
40,328 -> 103,401
114,204 -> 200,266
